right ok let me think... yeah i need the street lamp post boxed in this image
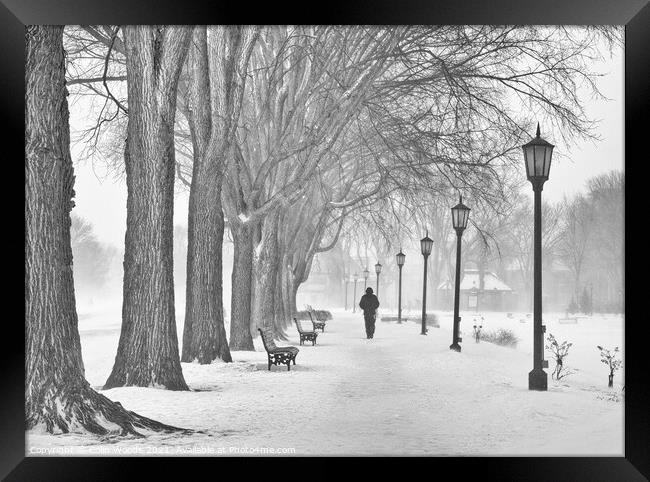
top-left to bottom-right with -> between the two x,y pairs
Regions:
396,250 -> 406,324
523,123 -> 554,391
450,196 -> 470,352
363,268 -> 369,290
420,232 -> 433,335
375,262 -> 382,298
353,273 -> 358,313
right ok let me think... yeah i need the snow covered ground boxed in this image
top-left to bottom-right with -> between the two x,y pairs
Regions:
27,304 -> 624,456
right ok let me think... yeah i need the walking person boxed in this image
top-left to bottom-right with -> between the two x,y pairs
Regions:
359,287 -> 380,339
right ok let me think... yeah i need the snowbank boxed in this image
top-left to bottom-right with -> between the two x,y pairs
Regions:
27,308 -> 623,456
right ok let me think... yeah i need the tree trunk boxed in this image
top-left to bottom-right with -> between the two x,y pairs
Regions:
275,264 -> 287,329
229,221 -> 256,350
182,175 -> 231,363
252,211 -> 287,339
291,249 -> 311,315
283,261 -> 297,319
181,28 -> 233,364
26,26 -> 183,435
290,282 -> 299,316
278,254 -> 295,329
105,26 -> 191,390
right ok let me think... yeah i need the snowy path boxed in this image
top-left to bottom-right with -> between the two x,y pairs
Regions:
27,309 -> 623,456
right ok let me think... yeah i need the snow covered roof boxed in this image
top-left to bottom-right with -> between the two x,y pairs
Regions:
437,269 -> 513,291
461,270 -> 512,291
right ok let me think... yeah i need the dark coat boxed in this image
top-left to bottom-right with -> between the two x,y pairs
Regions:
359,293 -> 380,315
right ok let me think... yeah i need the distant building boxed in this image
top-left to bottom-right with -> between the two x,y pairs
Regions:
437,269 -> 514,311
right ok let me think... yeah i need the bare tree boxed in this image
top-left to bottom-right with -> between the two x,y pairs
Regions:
26,25 -> 182,435
502,195 -> 564,309
63,26 -> 127,172
70,213 -> 117,294
105,26 -> 192,390
558,194 -> 594,299
221,26 -> 405,342
585,171 -> 624,312
179,26 -> 259,364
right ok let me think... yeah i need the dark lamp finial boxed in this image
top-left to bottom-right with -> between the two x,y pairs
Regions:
536,123 -> 541,137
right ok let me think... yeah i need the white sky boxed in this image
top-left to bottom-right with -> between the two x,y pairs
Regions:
536,45 -> 624,202
69,35 -> 624,249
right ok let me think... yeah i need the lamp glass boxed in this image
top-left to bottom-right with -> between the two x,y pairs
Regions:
522,124 -> 554,182
396,251 -> 405,267
451,199 -> 470,230
420,236 -> 433,256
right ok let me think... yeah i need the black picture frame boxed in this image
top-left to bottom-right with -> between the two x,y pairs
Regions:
4,0 -> 648,479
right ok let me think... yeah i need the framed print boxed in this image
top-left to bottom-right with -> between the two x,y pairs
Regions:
5,0 -> 649,479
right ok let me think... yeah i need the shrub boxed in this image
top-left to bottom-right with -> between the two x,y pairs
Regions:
295,309 -> 332,321
426,313 -> 439,327
597,345 -> 622,388
480,328 -> 519,348
294,311 -> 312,320
313,309 -> 332,320
545,333 -> 574,380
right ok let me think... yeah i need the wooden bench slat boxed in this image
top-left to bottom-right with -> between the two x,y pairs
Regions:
294,317 -> 318,346
258,327 -> 299,371
307,310 -> 326,332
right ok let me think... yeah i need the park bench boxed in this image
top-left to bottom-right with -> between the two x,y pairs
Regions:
305,304 -> 327,332
307,310 -> 326,332
559,317 -> 578,324
294,318 -> 319,345
258,327 -> 299,371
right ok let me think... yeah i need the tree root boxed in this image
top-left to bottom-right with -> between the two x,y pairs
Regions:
27,382 -> 190,437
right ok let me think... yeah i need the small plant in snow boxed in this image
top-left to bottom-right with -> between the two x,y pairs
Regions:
545,333 -> 575,380
472,323 -> 483,343
597,345 -> 622,388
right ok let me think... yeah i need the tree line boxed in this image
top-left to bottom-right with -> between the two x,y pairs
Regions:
326,169 -> 623,314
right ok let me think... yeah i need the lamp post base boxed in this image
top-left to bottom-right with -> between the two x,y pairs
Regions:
449,343 -> 461,352
528,368 -> 548,391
